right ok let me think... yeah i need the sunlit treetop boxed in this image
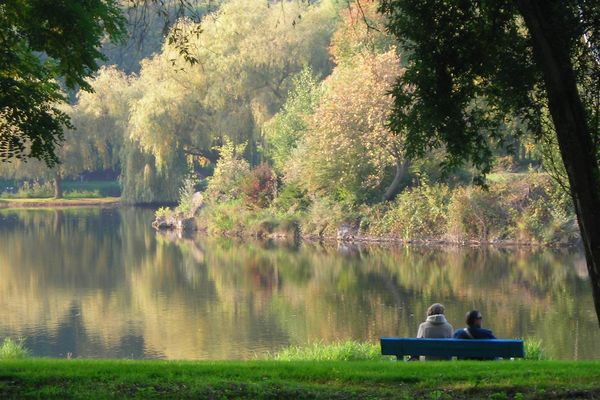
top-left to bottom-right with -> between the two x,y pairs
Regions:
329,0 -> 395,65
128,0 -> 337,168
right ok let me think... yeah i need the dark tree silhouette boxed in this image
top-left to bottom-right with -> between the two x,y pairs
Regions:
379,0 -> 600,325
0,1 -> 127,166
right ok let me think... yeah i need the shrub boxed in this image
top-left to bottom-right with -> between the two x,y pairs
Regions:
197,199 -> 301,239
175,174 -> 200,216
154,206 -> 172,219
273,218 -> 300,239
493,155 -> 516,172
447,186 -> 509,242
511,176 -> 578,244
516,197 -> 574,244
301,196 -> 346,237
0,338 -> 30,359
272,183 -> 311,214
246,214 -> 279,237
10,180 -> 54,198
408,149 -> 472,186
369,182 -> 451,239
205,140 -> 250,203
64,189 -> 102,198
199,200 -> 248,235
240,164 -> 277,209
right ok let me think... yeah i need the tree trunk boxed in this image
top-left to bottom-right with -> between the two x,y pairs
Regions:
383,158 -> 408,201
53,209 -> 63,233
518,0 -> 600,326
54,173 -> 63,199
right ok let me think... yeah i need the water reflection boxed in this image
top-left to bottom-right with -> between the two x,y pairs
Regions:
0,208 -> 598,360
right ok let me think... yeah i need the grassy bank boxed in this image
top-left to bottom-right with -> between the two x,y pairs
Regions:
0,180 -> 121,200
0,197 -> 121,209
1,359 -> 599,399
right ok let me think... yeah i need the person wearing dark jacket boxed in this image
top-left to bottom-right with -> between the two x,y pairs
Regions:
453,310 -> 496,340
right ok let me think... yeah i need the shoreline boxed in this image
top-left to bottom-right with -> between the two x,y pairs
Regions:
299,233 -> 578,248
0,200 -> 577,248
159,226 -> 580,248
0,197 -> 121,209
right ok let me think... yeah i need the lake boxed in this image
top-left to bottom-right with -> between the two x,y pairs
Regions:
1,207 -> 599,360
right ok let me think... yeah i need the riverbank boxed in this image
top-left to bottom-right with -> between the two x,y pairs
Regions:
0,197 -> 121,209
156,172 -> 580,247
1,359 -> 599,399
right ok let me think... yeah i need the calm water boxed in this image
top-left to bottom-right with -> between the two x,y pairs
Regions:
1,207 -> 599,360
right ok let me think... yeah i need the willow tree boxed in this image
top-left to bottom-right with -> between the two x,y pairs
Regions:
70,67 -> 131,171
43,67 -> 133,198
0,67 -> 131,197
126,0 -> 337,197
379,0 -> 600,324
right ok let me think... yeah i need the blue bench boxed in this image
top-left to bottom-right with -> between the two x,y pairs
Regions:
380,337 -> 525,360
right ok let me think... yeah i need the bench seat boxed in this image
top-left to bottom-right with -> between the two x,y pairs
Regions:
380,337 -> 525,360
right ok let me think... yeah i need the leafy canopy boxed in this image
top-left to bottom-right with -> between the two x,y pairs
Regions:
283,2 -> 404,204
379,0 -> 542,178
0,0 -> 125,166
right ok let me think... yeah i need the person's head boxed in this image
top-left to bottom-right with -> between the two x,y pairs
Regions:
427,303 -> 445,316
465,310 -> 483,328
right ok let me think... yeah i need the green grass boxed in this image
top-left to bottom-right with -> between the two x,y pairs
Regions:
63,189 -> 102,198
486,172 -> 535,183
0,359 -> 599,399
0,180 -> 121,199
62,180 -> 121,197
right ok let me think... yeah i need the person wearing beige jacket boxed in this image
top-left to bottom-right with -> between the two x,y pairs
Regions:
416,303 -> 454,360
417,303 -> 454,338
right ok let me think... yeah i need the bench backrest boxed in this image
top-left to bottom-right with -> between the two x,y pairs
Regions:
380,337 -> 525,359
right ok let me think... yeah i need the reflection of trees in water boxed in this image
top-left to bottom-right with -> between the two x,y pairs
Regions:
174,238 -> 598,359
0,208 -> 125,288
0,208 -> 598,359
0,209 -> 137,358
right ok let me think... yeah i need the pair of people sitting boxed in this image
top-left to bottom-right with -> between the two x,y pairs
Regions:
417,303 -> 496,340
415,303 -> 496,360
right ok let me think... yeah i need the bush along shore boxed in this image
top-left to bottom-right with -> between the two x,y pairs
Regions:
153,168 -> 579,246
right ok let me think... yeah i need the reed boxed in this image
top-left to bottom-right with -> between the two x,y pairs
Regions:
0,338 -> 30,359
271,340 -> 392,361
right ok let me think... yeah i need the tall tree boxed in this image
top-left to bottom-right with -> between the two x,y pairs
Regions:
263,67 -> 323,173
286,49 -> 404,204
0,66 -> 130,198
0,0 -> 214,168
0,0 -> 125,166
379,0 -> 600,324
284,2 -> 404,204
126,0 -> 337,202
